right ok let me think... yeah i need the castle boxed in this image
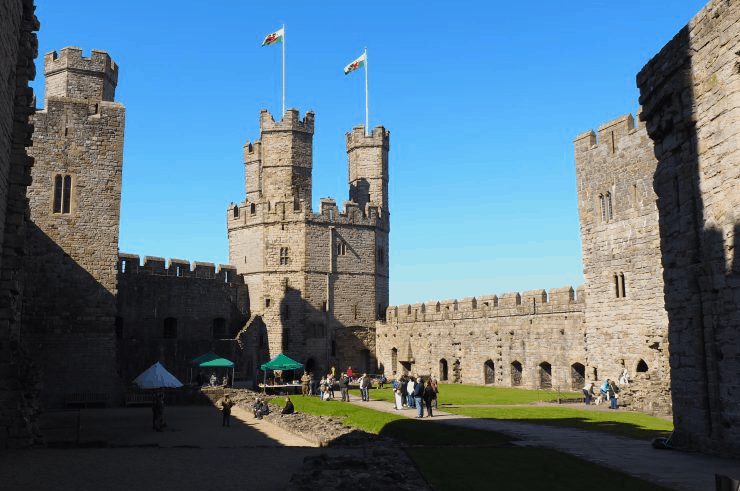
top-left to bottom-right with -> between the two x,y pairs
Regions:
1,0 -> 739,457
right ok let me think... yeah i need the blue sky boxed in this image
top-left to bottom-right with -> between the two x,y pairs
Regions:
31,1 -> 708,306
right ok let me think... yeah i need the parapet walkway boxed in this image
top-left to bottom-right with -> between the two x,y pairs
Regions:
349,398 -> 740,491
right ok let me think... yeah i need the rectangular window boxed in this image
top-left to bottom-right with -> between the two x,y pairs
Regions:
337,242 -> 346,256
280,247 -> 289,265
53,174 -> 72,214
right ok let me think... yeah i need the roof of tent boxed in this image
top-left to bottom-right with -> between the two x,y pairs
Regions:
191,352 -> 234,367
260,353 -> 303,371
133,362 -> 183,389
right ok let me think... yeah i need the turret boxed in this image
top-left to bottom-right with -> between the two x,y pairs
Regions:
247,108 -> 314,205
346,125 -> 389,215
43,47 -> 118,104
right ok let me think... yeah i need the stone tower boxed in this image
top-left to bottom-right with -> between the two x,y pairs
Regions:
574,112 -> 670,414
25,47 -> 125,407
228,110 -> 389,375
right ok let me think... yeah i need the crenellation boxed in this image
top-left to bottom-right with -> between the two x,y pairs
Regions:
43,47 -> 118,103
260,108 -> 314,134
499,291 -> 521,308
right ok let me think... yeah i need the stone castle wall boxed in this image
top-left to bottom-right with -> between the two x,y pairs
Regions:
574,113 -> 671,415
637,0 -> 740,455
116,254 -> 249,390
0,0 -> 39,449
376,286 -> 587,390
24,48 -> 124,408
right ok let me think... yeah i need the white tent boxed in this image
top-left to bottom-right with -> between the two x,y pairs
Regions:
133,362 -> 183,389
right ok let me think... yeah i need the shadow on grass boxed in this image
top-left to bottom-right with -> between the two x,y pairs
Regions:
379,418 -> 512,446
408,447 -> 674,491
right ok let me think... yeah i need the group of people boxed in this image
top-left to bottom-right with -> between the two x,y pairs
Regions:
392,375 -> 438,418
582,378 -> 622,409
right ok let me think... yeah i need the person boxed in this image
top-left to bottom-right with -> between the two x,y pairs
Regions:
209,372 -> 217,387
378,374 -> 386,389
319,376 -> 328,400
619,368 -> 630,386
309,372 -> 318,397
327,373 -> 335,399
346,366 -> 354,382
608,381 -> 620,409
423,380 -> 435,417
338,372 -> 350,402
253,398 -> 270,419
221,394 -> 234,426
407,377 -> 416,408
222,375 -> 229,387
393,378 -> 404,410
600,379 -> 610,402
582,382 -> 594,405
431,378 -> 439,408
152,391 -> 165,431
399,376 -> 408,408
359,373 -> 370,401
412,377 -> 424,418
281,396 -> 295,416
330,366 -> 336,378
300,371 -> 311,397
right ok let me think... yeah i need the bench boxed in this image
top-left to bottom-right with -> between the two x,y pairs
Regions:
64,392 -> 108,407
125,392 -> 153,406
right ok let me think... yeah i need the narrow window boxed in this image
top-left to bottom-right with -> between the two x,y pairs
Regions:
163,317 -> 177,339
620,273 -> 626,298
353,305 -> 358,320
322,301 -> 327,312
121,260 -> 127,273
336,242 -> 346,256
614,273 -> 620,298
265,298 -> 271,308
62,175 -> 71,213
53,175 -> 63,213
599,194 -> 606,223
606,192 -> 613,221
331,340 -> 337,357
280,247 -> 289,265
213,318 -> 227,338
250,203 -> 256,215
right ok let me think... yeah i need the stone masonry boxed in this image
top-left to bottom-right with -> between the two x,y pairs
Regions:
228,110 -> 389,377
574,113 -> 671,415
25,47 -> 124,408
0,0 -> 39,449
636,0 -> 740,455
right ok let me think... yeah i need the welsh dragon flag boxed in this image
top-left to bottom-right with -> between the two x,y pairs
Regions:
262,28 -> 284,47
344,53 -> 366,75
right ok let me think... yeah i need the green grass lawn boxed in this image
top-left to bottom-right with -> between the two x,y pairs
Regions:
359,384 -> 581,405
442,405 -> 673,440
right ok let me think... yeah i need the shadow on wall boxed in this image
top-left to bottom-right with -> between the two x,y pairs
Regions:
22,222 -> 118,409
247,286 -> 379,378
638,23 -> 739,454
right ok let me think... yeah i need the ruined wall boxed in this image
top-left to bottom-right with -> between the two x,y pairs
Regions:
0,0 -> 39,449
116,254 -> 249,391
228,111 -> 388,377
574,113 -> 671,415
637,0 -> 740,455
376,287 -> 586,390
25,47 -> 124,408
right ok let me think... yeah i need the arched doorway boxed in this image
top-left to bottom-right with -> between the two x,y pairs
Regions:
484,359 -> 495,384
539,362 -> 552,389
571,362 -> 585,390
439,358 -> 448,381
391,348 -> 398,374
511,361 -> 522,386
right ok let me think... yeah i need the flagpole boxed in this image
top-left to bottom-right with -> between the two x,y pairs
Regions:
282,24 -> 286,117
364,47 -> 369,136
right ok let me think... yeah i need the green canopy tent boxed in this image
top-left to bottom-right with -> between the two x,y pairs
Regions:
259,353 -> 303,391
190,352 -> 235,386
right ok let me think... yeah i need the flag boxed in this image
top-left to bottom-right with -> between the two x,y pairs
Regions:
262,28 -> 284,47
344,53 -> 366,75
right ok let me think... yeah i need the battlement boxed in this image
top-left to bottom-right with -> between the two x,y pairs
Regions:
574,112 -> 646,155
345,124 -> 390,151
315,197 -> 384,224
43,47 -> 118,102
260,108 -> 314,134
385,285 -> 583,322
118,253 -> 242,283
243,140 -> 262,161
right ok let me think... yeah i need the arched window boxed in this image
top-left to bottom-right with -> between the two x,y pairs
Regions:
511,361 -> 523,386
250,203 -> 256,215
439,358 -> 448,381
484,359 -> 495,384
599,194 -> 606,223
571,363 -> 585,391
163,317 -> 177,339
636,359 -> 648,373
53,174 -> 73,214
605,192 -> 613,221
233,205 -> 239,218
539,362 -> 552,389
